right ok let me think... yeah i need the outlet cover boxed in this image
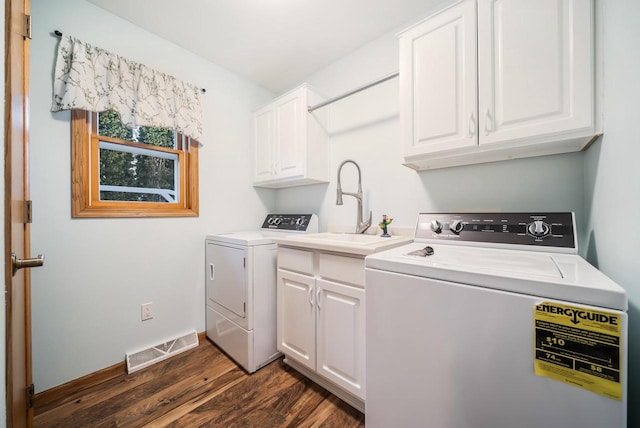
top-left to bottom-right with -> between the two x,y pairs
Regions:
141,302 -> 153,321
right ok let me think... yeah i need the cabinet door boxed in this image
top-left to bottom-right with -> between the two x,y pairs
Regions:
277,269 -> 316,371
400,0 -> 477,156
478,0 -> 594,145
253,106 -> 274,182
274,89 -> 305,179
316,279 -> 365,400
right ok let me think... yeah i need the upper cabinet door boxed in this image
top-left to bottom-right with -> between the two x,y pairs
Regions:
275,90 -> 305,179
253,106 -> 274,182
252,84 -> 328,188
400,0 -> 478,157
477,0 -> 594,145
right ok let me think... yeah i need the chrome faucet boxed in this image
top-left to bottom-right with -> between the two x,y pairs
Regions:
336,159 -> 372,234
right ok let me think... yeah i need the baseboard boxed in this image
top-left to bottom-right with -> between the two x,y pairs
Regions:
34,331 -> 207,415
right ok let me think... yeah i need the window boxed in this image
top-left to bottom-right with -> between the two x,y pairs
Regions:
71,110 -> 199,218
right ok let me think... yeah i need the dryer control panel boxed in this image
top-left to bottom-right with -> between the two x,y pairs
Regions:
261,214 -> 318,232
414,212 -> 576,251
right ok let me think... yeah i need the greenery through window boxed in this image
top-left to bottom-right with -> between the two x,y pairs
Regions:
98,111 -> 178,203
71,110 -> 199,218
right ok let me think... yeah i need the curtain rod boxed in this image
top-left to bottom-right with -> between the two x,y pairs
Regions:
53,30 -> 207,94
307,71 -> 399,113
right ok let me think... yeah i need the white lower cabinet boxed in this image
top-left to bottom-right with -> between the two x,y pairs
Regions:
278,270 -> 316,370
277,248 -> 365,411
316,278 -> 365,399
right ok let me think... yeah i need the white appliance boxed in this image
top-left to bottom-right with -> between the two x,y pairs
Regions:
365,212 -> 627,428
206,214 -> 318,373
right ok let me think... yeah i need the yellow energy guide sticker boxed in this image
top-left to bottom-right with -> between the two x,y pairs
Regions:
534,301 -> 623,400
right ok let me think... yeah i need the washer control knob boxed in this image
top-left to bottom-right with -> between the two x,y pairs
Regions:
296,217 -> 306,226
449,219 -> 464,234
431,219 -> 443,233
528,220 -> 550,237
273,217 -> 282,225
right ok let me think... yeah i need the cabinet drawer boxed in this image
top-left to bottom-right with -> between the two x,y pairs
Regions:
318,253 -> 365,287
278,247 -> 314,275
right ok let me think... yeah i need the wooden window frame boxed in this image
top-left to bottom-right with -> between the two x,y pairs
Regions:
71,110 -> 199,218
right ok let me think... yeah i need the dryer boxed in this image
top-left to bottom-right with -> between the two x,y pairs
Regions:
206,214 -> 318,373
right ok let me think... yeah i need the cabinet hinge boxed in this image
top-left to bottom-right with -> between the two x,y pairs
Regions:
23,14 -> 32,40
23,200 -> 33,223
27,383 -> 35,409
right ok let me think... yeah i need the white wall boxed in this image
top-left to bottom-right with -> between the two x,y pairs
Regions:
29,0 -> 275,392
584,0 -> 640,424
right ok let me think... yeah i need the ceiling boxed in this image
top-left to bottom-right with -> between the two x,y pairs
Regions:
84,0 -> 442,93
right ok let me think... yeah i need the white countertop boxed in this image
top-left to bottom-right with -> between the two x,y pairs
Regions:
273,232 -> 413,256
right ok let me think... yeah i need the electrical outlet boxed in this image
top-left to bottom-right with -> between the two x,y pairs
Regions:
141,302 -> 153,321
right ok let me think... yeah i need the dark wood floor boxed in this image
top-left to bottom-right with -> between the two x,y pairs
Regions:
34,339 -> 365,427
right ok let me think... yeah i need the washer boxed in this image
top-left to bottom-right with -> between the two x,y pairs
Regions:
365,212 -> 627,428
206,214 -> 318,373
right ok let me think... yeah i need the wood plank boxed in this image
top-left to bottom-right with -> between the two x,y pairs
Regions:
34,338 -> 365,427
167,360 -> 303,427
34,331 -> 208,415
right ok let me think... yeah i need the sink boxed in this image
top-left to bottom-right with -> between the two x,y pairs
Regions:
273,232 -> 413,256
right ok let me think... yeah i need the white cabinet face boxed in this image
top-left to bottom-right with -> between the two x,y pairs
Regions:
316,279 -> 366,400
477,0 -> 594,145
400,0 -> 478,156
276,248 -> 368,405
275,94 -> 304,178
252,85 -> 328,188
253,108 -> 274,182
400,0 -> 596,170
277,270 -> 316,371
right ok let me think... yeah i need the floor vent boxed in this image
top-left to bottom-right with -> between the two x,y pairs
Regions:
126,330 -> 199,374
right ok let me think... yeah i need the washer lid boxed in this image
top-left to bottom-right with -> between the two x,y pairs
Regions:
365,243 -> 628,311
403,244 -> 563,279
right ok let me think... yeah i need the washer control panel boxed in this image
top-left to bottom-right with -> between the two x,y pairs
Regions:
261,214 -> 318,232
415,212 -> 576,249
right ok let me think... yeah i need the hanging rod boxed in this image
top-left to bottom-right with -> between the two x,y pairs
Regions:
307,71 -> 399,113
52,30 -> 207,93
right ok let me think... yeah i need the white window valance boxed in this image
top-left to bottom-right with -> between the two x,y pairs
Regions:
51,35 -> 203,142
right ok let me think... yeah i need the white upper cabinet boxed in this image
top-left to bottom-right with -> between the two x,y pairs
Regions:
400,0 -> 597,170
252,84 -> 328,188
400,0 -> 478,157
